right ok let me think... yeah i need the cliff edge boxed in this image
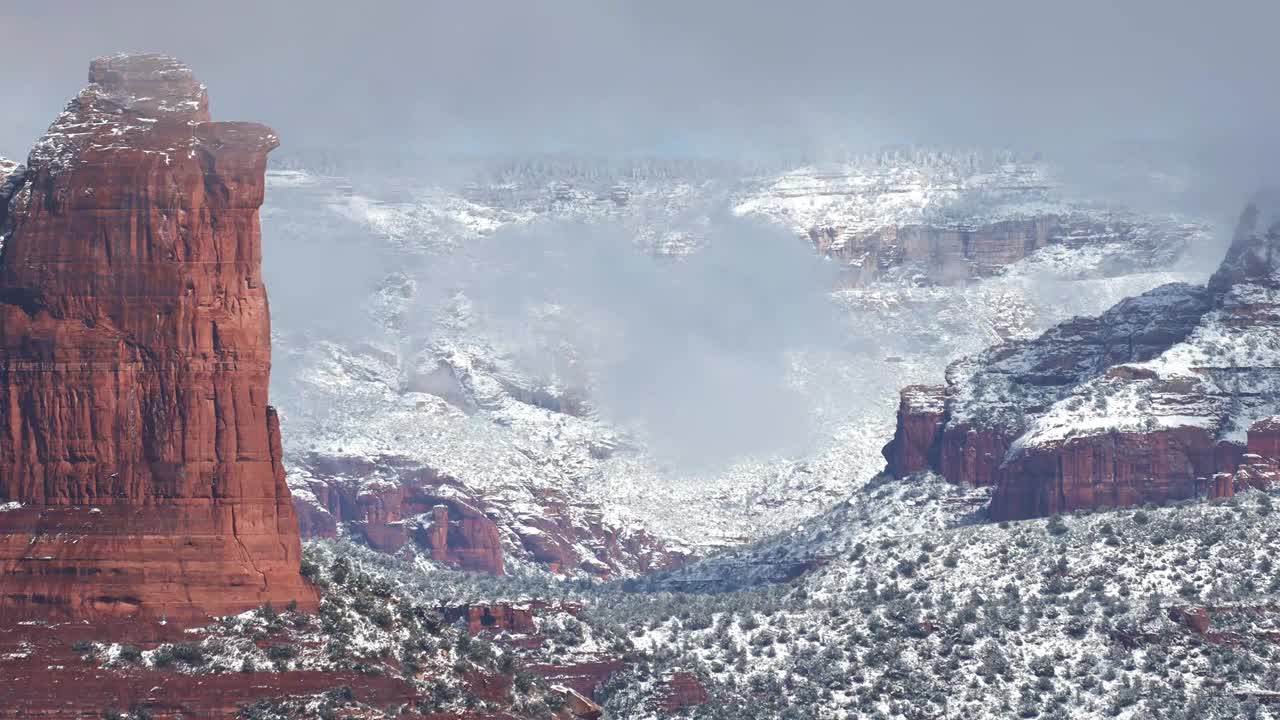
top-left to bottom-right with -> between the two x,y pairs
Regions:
884,198 -> 1280,520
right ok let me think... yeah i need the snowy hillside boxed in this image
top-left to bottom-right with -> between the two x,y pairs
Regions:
261,151 -> 1217,565
287,474 -> 1280,719
732,151 -> 1063,237
592,476 -> 1280,719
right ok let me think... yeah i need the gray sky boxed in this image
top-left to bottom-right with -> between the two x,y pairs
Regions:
8,0 -> 1276,466
4,0 -> 1279,174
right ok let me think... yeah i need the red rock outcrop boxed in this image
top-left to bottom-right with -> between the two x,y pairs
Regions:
1248,417 -> 1280,460
882,385 -> 946,477
434,600 -> 624,713
1208,472 -> 1237,501
936,423 -> 1016,489
301,478 -> 505,575
552,687 -> 604,720
292,458 -> 689,578
0,594 -> 568,719
525,657 -> 627,700
885,281 -> 1210,488
1164,602 -> 1280,646
440,600 -> 584,638
1233,454 -> 1280,494
1169,606 -> 1212,635
292,462 -> 505,575
0,54 -> 316,624
988,417 -> 1280,518
421,502 -> 506,575
442,602 -> 538,635
654,671 -> 710,714
1205,422 -> 1280,500
988,427 -> 1232,521
884,200 -> 1280,520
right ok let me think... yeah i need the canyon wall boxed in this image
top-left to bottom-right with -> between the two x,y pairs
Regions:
808,214 -> 1164,285
811,216 -> 1059,284
291,458 -> 690,578
883,202 -> 1280,519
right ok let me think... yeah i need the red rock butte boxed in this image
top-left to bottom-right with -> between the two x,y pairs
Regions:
0,54 -> 317,624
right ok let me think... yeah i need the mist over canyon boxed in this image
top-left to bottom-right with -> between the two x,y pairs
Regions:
2,3 -> 1280,718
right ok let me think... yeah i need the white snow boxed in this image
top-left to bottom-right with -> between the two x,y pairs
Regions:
263,153 -> 1214,560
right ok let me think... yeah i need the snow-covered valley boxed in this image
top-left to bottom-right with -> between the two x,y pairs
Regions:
262,152 -> 1219,568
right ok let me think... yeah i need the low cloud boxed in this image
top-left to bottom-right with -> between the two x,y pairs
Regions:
435,213 -> 844,466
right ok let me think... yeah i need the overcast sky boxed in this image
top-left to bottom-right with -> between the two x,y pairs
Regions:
8,0 -> 1276,467
3,0 -> 1279,175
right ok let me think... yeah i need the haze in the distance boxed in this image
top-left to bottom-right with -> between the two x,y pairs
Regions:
4,0 -> 1277,468
3,0 -> 1278,188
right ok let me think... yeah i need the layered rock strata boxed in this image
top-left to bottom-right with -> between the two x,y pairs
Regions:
884,201 -> 1280,519
883,385 -> 946,478
290,458 -> 690,578
811,217 -> 1059,284
0,54 -> 316,623
811,214 -> 1187,285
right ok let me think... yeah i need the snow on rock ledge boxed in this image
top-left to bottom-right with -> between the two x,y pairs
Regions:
884,198 -> 1280,519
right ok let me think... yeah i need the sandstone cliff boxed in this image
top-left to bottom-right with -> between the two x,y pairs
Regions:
810,215 -> 1060,284
290,455 -> 690,578
0,54 -> 316,623
883,200 -> 1280,519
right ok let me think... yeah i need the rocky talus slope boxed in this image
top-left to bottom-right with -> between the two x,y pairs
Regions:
884,201 -> 1280,518
0,54 -> 316,623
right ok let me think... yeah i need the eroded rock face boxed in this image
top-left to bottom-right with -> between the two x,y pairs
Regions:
440,600 -> 583,637
1205,421 -> 1280,501
812,217 -> 1059,284
882,385 -> 946,477
810,215 -> 1182,285
1164,602 -> 1280,645
1247,416 -> 1280,460
0,54 -> 316,623
291,462 -> 505,574
654,671 -> 710,714
885,200 -> 1280,519
554,688 -> 604,720
989,427 -> 1229,520
291,457 -> 689,578
447,603 -> 537,636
